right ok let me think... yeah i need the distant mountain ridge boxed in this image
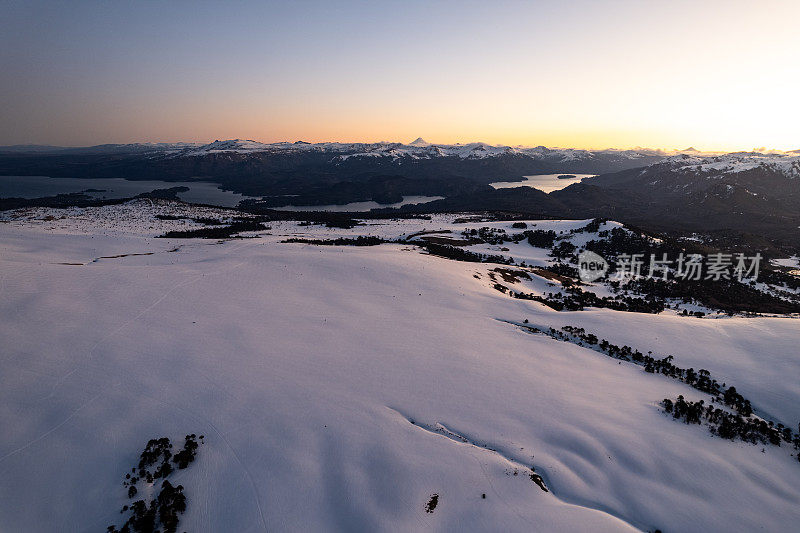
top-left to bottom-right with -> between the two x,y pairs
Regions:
4,139 -> 795,161
1,138 -> 668,163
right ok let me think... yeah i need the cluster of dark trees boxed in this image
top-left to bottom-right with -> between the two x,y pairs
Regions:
504,286 -> 663,313
760,268 -> 800,292
322,218 -> 362,229
109,481 -> 186,533
568,287 -> 663,313
154,214 -> 188,221
461,226 -> 514,245
582,226 -> 656,259
663,396 -> 800,453
527,230 -> 558,248
569,218 -> 604,234
155,214 -> 227,225
419,242 -> 515,264
173,434 -> 201,469
542,225 -> 800,315
110,435 -> 203,533
522,323 -> 800,458
160,219 -> 268,239
128,437 -> 174,489
424,494 -> 439,513
529,467 -> 548,492
517,322 -> 800,462
433,224 -> 589,264
557,326 -> 750,412
543,262 -> 580,280
0,192 -> 128,210
243,207 -> 375,228
460,224 -> 583,251
282,236 -> 387,246
622,276 -> 800,315
550,240 -> 578,260
460,226 -> 559,248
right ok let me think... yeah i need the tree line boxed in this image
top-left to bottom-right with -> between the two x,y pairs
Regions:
516,322 -> 800,462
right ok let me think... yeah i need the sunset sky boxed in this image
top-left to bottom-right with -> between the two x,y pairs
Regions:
2,0 -> 798,151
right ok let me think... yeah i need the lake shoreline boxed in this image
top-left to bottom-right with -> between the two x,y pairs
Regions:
490,173 -> 596,193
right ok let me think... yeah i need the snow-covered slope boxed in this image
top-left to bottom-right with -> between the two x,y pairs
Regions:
1,203 -> 799,532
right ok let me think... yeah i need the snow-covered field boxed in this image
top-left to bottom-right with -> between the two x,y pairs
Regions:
1,201 -> 799,532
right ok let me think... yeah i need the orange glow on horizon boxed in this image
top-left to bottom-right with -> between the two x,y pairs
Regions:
2,1 -> 798,152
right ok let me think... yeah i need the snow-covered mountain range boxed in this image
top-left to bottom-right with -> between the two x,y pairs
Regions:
1,138 -> 667,162
659,152 -> 800,179
5,138 -> 798,180
165,138 -> 667,165
4,139 -> 798,168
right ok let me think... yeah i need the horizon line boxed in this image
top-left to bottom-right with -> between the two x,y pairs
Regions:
3,138 -> 798,155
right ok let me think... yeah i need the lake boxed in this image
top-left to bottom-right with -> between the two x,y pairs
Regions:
0,175 -> 258,207
274,195 -> 444,212
0,175 -> 443,211
490,173 -> 595,193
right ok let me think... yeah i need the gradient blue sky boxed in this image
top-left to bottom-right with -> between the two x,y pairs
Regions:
2,0 -> 798,150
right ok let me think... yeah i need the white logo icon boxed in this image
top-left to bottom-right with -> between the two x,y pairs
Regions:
578,250 -> 608,282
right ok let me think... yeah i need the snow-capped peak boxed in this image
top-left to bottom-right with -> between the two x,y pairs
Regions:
187,139 -> 273,154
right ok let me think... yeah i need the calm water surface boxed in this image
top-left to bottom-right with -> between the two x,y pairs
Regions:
0,175 -> 443,210
490,173 -> 595,193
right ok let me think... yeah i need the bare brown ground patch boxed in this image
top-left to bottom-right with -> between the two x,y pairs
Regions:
490,268 -> 532,284
530,268 -> 575,285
